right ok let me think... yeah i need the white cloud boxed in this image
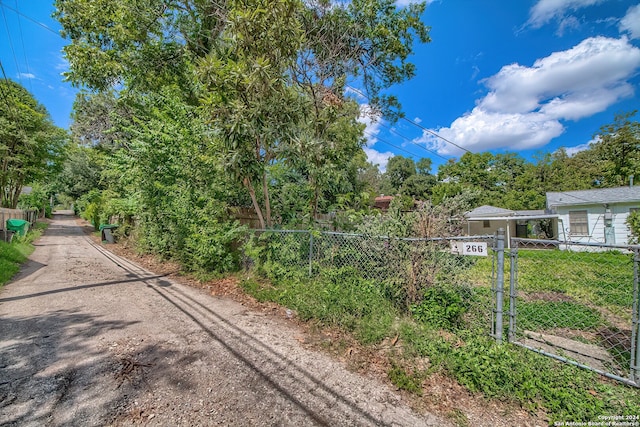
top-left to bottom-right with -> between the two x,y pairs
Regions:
620,4 -> 640,39
357,104 -> 393,171
480,37 -> 640,115
416,109 -> 565,156
363,147 -> 394,172
527,0 -> 604,28
556,15 -> 580,36
414,36 -> 640,155
564,142 -> 591,156
358,104 -> 382,147
538,83 -> 634,120
18,72 -> 36,79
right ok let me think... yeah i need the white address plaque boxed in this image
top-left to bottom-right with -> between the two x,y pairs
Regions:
450,242 -> 488,257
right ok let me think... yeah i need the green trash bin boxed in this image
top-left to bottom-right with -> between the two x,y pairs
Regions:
6,219 -> 29,237
99,224 -> 118,243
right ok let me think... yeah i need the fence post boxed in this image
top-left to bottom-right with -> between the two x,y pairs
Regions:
308,232 -> 314,277
632,248 -> 640,385
508,241 -> 517,343
494,228 -> 505,344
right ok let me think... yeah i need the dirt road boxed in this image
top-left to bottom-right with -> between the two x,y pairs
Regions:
0,212 -> 448,426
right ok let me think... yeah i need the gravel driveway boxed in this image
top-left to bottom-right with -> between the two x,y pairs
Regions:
0,212 -> 448,426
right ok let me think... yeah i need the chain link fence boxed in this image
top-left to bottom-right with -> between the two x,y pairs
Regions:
245,230 -> 495,307
504,238 -> 640,387
243,229 -> 640,387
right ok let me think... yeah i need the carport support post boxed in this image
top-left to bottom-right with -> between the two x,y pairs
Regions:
495,228 -> 505,344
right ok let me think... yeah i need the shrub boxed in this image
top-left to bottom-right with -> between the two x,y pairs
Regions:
410,284 -> 471,330
182,215 -> 246,273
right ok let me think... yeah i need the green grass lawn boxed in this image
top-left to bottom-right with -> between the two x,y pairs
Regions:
0,222 -> 47,287
467,248 -> 633,319
516,249 -> 633,309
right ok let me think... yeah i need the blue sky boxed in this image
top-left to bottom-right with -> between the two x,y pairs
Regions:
2,1 -> 640,174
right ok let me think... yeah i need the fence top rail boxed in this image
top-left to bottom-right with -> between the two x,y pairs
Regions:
512,237 -> 640,251
251,229 -> 494,242
252,229 -> 311,234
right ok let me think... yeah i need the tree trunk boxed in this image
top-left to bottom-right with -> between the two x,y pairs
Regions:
243,176 -> 266,229
262,168 -> 272,228
309,175 -> 319,221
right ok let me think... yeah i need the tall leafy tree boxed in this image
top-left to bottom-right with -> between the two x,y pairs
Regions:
56,0 -> 430,229
0,80 -> 66,208
590,111 -> 640,187
198,0 -> 305,228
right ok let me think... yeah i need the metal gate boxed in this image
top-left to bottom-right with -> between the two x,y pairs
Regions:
493,231 -> 640,387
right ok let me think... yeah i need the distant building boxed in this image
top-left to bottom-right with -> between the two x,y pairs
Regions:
464,186 -> 640,248
464,205 -> 556,247
547,186 -> 640,246
373,195 -> 394,211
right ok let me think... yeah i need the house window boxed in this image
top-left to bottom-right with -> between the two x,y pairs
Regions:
569,210 -> 589,236
483,220 -> 491,228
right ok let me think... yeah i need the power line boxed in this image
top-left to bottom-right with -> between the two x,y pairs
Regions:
400,116 -> 471,154
0,3 -> 22,86
13,0 -> 33,92
0,1 -> 60,37
346,83 -> 471,155
363,130 -> 422,159
375,120 -> 450,161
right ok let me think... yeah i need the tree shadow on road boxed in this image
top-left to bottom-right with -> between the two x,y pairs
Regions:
0,309 -> 189,426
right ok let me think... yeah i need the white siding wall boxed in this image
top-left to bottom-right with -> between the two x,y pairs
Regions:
468,220 -> 500,236
556,202 -> 640,245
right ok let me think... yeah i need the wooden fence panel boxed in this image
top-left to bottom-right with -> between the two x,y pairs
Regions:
0,208 -> 38,231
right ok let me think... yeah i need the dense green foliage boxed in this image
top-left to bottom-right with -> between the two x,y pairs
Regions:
0,80 -> 66,209
52,0 -> 430,270
18,184 -> 53,218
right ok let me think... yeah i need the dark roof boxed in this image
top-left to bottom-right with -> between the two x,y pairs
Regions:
546,186 -> 640,208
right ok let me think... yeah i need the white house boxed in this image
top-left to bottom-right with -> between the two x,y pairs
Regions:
465,205 -> 558,247
546,186 -> 640,246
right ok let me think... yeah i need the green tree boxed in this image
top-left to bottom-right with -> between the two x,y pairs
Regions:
590,111 -> 640,187
0,80 -> 66,208
401,174 -> 436,199
56,0 -> 430,233
54,144 -> 105,200
416,157 -> 432,175
385,155 -> 416,191
198,0 -> 305,228
435,152 -> 527,208
55,0 -> 201,96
